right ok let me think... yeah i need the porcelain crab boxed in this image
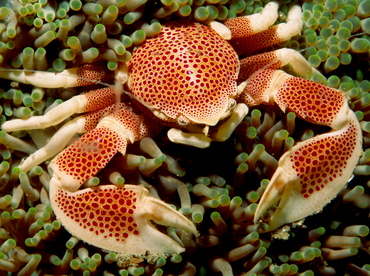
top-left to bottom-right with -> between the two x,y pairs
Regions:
0,2 -> 363,257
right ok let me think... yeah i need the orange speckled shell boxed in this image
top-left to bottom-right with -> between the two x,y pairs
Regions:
128,22 -> 239,126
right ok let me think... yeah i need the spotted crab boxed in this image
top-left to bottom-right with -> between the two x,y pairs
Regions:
0,2 -> 363,258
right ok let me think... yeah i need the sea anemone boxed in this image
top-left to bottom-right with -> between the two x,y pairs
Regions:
0,0 -> 369,275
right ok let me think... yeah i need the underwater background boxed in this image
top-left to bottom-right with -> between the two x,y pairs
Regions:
0,0 -> 369,275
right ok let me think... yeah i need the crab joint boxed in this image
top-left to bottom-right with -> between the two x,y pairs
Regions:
167,129 -> 212,148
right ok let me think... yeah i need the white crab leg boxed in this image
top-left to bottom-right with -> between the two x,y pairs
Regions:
208,1 -> 279,40
237,48 -> 322,87
1,87 -> 117,132
167,129 -> 212,149
49,183 -> 197,255
18,104 -> 121,173
212,103 -> 249,142
224,3 -> 302,55
223,2 -> 279,38
0,67 -> 86,88
0,61 -> 127,88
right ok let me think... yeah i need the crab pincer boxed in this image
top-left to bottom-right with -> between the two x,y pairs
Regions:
245,71 -> 363,231
220,2 -> 362,230
49,183 -> 197,256
46,107 -> 197,255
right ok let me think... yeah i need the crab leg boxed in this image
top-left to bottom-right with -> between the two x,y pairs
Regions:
0,61 -> 127,88
209,1 -> 279,39
1,87 -> 117,132
18,104 -> 122,173
237,48 -> 321,84
49,183 -> 197,255
224,3 -> 302,55
242,69 -> 362,230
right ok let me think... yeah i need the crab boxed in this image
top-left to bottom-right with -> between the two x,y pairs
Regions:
0,2 -> 363,258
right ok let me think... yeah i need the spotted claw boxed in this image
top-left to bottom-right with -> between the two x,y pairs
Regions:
253,104 -> 362,231
237,50 -> 363,231
49,183 -> 198,256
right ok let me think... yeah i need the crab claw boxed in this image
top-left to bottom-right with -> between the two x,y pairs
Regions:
46,107 -> 162,192
244,69 -> 363,231
254,111 -> 362,231
49,182 -> 197,256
